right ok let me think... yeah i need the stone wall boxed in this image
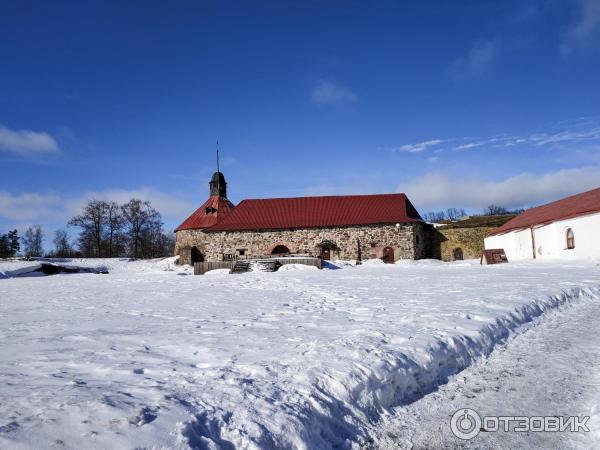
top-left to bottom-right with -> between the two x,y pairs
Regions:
432,226 -> 495,261
176,222 -> 429,264
175,229 -> 207,265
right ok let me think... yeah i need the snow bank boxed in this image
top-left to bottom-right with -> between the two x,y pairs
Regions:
0,261 -> 42,278
0,256 -> 190,279
277,264 -> 319,272
0,259 -> 599,449
204,268 -> 232,275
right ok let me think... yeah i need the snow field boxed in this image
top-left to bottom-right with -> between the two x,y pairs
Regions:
0,258 -> 599,449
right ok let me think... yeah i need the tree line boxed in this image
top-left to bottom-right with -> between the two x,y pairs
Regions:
422,204 -> 527,223
0,198 -> 175,259
0,230 -> 20,258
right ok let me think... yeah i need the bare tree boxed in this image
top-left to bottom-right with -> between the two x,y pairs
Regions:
446,208 -> 467,221
69,200 -> 108,257
121,199 -> 162,258
67,198 -> 171,259
106,201 -> 124,257
53,230 -> 74,257
22,225 -> 44,257
423,211 -> 445,222
485,205 -> 509,215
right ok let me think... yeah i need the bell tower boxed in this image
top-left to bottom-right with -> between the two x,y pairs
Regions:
209,171 -> 227,197
209,141 -> 227,198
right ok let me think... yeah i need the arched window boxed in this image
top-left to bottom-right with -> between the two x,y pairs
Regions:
271,245 -> 290,255
566,228 -> 575,249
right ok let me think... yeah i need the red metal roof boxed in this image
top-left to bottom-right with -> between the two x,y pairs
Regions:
488,187 -> 600,236
175,195 -> 235,231
205,193 -> 423,232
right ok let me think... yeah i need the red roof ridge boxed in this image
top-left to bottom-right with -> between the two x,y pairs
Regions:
488,186 -> 600,236
236,192 -> 409,202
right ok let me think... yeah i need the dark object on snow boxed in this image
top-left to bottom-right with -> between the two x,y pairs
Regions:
35,263 -> 108,275
481,249 -> 508,265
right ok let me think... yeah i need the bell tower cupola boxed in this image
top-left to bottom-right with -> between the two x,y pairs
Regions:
209,171 -> 227,198
209,141 -> 227,198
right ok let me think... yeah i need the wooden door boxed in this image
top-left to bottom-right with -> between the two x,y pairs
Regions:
452,248 -> 464,261
382,246 -> 394,263
322,248 -> 331,260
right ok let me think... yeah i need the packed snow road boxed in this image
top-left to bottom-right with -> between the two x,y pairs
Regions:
0,257 -> 599,449
375,292 -> 600,449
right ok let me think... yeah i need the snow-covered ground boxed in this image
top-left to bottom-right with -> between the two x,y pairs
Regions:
375,291 -> 600,449
0,257 -> 599,449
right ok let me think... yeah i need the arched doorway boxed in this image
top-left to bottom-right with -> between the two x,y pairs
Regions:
317,240 -> 338,261
191,246 -> 204,264
452,247 -> 464,261
271,245 -> 290,255
382,246 -> 394,263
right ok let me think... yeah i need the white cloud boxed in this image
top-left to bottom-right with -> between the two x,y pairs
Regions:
562,0 -> 600,54
395,139 -> 444,153
453,126 -> 600,151
0,125 -> 59,157
397,166 -> 600,211
448,39 -> 498,81
0,192 -> 64,222
0,188 -> 195,232
310,80 -> 358,107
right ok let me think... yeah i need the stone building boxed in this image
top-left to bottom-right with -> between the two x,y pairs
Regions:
431,215 -> 516,261
175,171 -> 430,265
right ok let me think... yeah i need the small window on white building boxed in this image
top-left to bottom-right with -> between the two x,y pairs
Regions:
566,228 -> 575,250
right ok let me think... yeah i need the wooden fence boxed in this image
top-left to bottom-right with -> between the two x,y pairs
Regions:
194,261 -> 235,275
194,257 -> 322,275
275,257 -> 322,270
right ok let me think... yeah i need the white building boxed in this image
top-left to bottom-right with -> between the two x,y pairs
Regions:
484,187 -> 600,261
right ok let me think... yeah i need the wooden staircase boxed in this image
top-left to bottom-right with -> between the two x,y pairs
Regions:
230,260 -> 251,274
230,259 -> 281,274
249,260 -> 281,272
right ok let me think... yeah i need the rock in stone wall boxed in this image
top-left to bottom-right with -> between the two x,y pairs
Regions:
175,222 -> 429,264
433,226 -> 495,261
175,229 -> 207,265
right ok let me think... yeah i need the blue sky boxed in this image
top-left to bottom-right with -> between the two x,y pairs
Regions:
1,0 -> 600,241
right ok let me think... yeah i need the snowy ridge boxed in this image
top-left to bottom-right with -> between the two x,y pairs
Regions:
180,285 -> 599,449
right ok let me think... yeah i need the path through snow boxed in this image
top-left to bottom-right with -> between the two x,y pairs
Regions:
376,294 -> 600,449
